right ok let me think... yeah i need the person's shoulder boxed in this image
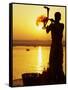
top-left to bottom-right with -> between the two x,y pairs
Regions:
60,23 -> 64,26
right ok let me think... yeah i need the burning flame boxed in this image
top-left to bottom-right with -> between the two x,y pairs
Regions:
36,15 -> 48,27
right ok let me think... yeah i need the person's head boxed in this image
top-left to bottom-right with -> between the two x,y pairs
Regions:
54,12 -> 61,22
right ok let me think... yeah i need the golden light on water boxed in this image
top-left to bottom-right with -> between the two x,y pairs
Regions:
13,46 -> 65,80
38,46 -> 43,73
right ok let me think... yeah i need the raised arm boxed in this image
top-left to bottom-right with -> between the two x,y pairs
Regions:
46,24 -> 53,33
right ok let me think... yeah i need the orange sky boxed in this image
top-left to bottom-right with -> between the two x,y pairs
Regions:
13,4 -> 65,41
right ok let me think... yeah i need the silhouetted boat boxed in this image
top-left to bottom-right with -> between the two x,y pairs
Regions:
26,49 -> 30,51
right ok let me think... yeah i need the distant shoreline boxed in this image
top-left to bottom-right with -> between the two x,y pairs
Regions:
13,40 -> 65,47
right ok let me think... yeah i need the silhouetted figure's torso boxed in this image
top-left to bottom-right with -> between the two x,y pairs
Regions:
45,12 -> 65,83
46,22 -> 64,70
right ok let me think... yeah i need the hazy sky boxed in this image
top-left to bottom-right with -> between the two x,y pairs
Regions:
13,4 -> 65,41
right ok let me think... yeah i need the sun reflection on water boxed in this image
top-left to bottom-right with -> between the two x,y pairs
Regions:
38,46 -> 43,73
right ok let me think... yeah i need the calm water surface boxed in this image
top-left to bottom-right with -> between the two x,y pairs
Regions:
13,46 -> 65,80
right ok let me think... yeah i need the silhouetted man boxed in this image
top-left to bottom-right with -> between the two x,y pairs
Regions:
46,12 -> 64,83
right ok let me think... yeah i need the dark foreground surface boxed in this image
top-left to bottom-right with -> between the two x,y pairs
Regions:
13,69 -> 66,87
